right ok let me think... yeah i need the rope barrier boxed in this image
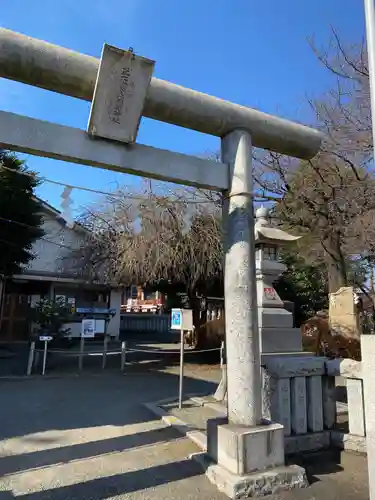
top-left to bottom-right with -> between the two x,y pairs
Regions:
124,346 -> 222,354
34,349 -> 123,355
33,347 -> 221,355
28,339 -> 225,385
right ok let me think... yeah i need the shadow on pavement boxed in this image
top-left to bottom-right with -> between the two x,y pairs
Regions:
0,365 -> 217,440
124,339 -> 221,366
0,344 -> 29,376
0,367 -> 218,497
0,426 -> 180,477
1,459 -> 202,499
289,449 -> 344,485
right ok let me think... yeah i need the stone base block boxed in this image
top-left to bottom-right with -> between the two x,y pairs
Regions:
285,431 -> 330,455
331,430 -> 366,454
193,452 -> 308,499
207,418 -> 285,475
259,309 -> 293,329
261,327 -> 302,353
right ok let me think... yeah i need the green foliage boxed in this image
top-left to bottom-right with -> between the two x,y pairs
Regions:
346,257 -> 368,289
0,150 -> 44,276
275,250 -> 328,326
30,297 -> 71,338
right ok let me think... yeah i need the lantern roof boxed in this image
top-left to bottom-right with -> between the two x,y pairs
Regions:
254,206 -> 301,243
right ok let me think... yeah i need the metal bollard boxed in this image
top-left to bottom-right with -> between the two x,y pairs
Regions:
179,329 -> 185,409
78,336 -> 85,371
102,334 -> 109,370
42,340 -> 48,375
120,341 -> 127,371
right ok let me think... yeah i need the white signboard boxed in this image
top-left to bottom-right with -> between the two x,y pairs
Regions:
95,319 -> 106,334
171,309 -> 193,331
81,319 -> 96,338
39,335 -> 53,342
88,43 -> 155,144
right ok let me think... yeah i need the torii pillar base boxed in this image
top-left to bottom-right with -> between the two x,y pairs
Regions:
193,416 -> 307,498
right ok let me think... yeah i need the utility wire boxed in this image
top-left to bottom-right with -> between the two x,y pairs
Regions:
0,164 -> 217,204
0,216 -> 76,250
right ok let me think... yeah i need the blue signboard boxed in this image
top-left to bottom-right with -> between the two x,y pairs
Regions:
76,308 -> 116,315
171,309 -> 182,330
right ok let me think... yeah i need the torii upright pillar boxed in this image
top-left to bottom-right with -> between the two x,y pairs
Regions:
204,130 -> 308,497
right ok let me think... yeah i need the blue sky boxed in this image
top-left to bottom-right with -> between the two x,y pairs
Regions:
0,0 -> 366,214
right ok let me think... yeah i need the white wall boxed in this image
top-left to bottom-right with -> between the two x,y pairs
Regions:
23,213 -> 83,275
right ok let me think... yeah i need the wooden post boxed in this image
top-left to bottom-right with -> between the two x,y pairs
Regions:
27,341 -> 35,376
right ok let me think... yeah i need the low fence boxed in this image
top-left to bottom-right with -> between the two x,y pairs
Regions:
262,356 -> 332,454
27,338 -> 128,375
120,313 -> 170,336
326,358 -> 365,453
26,337 -> 225,380
261,355 -> 365,454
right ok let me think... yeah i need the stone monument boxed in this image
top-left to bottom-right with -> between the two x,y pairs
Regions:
329,286 -> 360,338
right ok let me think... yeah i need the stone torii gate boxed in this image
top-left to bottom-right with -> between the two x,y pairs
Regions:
0,28 -> 323,497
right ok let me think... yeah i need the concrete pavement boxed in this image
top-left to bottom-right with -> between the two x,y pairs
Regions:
0,366 -> 227,499
0,362 -> 370,499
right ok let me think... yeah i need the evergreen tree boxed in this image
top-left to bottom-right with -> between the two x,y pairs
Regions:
275,251 -> 329,327
0,151 -> 44,277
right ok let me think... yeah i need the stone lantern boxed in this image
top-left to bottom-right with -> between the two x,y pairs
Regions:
255,206 -> 303,353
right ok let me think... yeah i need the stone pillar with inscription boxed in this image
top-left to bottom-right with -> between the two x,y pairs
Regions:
214,209 -> 307,406
204,130 -> 307,498
221,129 -> 261,427
254,207 -> 303,353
